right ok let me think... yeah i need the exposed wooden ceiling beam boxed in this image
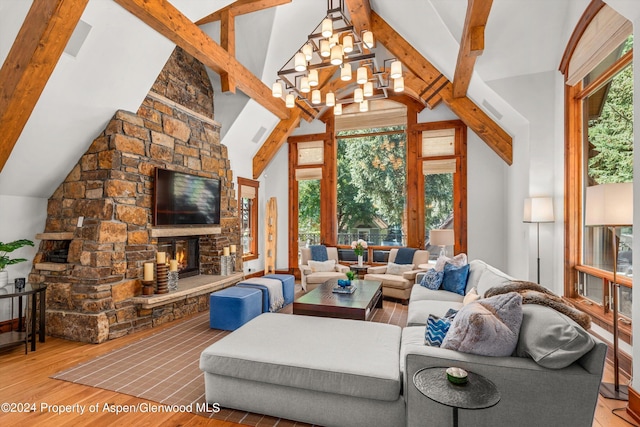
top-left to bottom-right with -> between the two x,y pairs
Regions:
114,0 -> 289,120
344,0 -> 371,33
253,109 -> 301,179
196,0 -> 291,25
452,0 -> 493,98
370,10 -> 512,165
219,9 -> 236,93
0,0 -> 89,172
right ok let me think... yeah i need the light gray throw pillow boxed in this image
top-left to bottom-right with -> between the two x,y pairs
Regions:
441,292 -> 523,357
516,304 -> 595,369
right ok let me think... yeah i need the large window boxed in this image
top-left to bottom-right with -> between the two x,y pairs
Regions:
238,177 -> 259,260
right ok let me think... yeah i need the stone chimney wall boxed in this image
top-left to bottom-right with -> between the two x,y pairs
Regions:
30,48 -> 240,343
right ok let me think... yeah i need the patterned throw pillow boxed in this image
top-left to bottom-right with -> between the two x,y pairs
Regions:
425,309 -> 458,347
420,269 -> 444,290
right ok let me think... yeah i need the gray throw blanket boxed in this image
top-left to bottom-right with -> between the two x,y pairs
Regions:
310,245 -> 328,261
485,281 -> 591,329
239,278 -> 285,312
395,248 -> 417,264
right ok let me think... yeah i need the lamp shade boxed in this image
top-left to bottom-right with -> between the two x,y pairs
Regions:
341,63 -> 352,81
343,35 -> 353,53
430,229 -> 454,246
294,52 -> 307,72
334,103 -> 343,115
326,92 -> 335,107
390,60 -> 402,79
523,197 -> 555,223
585,183 -> 633,226
308,69 -> 319,87
285,93 -> 295,108
393,76 -> 404,92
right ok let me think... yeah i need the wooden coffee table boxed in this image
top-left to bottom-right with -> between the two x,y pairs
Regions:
293,279 -> 383,321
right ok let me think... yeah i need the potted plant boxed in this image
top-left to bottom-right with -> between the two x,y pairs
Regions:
0,239 -> 35,288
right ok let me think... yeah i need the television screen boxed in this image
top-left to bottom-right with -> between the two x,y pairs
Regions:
154,168 -> 221,226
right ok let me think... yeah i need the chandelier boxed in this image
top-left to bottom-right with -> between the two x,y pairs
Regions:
271,0 -> 404,117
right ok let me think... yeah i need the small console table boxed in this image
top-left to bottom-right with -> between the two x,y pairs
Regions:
0,283 -> 47,353
413,367 -> 500,427
349,264 -> 371,279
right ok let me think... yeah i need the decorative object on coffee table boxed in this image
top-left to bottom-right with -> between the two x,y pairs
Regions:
413,367 -> 500,427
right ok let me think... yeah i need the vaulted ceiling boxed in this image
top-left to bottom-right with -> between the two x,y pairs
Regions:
0,0 -> 590,198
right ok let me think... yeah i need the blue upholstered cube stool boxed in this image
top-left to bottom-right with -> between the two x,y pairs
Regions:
209,286 -> 262,331
264,274 -> 295,305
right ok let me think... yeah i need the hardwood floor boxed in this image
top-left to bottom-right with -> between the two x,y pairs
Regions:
0,313 -> 635,427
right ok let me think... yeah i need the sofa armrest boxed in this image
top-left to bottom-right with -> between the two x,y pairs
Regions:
335,264 -> 350,273
402,269 -> 422,281
368,265 -> 387,274
299,265 -> 312,276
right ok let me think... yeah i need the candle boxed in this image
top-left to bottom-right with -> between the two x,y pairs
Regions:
169,259 -> 178,272
156,251 -> 166,264
143,262 -> 154,281
223,247 -> 230,256
230,245 -> 236,254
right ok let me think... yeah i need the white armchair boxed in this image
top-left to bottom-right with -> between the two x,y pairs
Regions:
299,247 -> 349,291
364,248 -> 430,302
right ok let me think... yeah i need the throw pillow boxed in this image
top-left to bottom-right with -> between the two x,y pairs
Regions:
441,263 -> 470,296
386,262 -> 415,276
308,259 -> 336,272
463,287 -> 480,305
516,304 -> 595,369
441,292 -> 523,357
424,309 -> 458,347
419,269 -> 444,290
435,253 -> 468,272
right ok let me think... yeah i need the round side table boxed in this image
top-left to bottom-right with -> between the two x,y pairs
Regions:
413,367 -> 500,427
349,264 -> 370,279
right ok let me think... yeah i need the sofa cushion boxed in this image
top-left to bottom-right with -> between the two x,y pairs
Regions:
516,304 -> 595,369
435,253 -> 468,271
365,273 -> 411,289
200,313 -> 402,401
407,299 -> 464,326
475,263 -> 514,296
419,269 -> 444,290
442,292 -> 523,357
308,259 -> 336,272
409,284 -> 465,303
441,263 -> 470,295
386,262 -> 415,276
463,287 -> 480,305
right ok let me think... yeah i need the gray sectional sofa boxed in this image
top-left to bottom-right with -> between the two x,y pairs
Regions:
200,259 -> 607,427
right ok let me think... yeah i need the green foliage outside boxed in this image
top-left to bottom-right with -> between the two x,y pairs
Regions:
424,173 -> 454,239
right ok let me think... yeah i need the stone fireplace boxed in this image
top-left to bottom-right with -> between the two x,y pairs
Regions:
29,47 -> 242,343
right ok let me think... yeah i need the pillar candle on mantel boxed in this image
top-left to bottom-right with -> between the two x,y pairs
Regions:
230,245 -> 236,254
169,259 -> 178,272
223,247 -> 230,256
156,251 -> 166,265
143,262 -> 154,281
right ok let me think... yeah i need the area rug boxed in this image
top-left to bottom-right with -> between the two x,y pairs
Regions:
52,295 -> 407,426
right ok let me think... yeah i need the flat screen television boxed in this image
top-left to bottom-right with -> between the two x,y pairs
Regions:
153,168 -> 221,226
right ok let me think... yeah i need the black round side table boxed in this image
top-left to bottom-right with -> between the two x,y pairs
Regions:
413,367 -> 500,427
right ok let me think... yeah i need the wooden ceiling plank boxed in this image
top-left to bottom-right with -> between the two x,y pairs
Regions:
253,109 -> 302,178
114,0 -> 289,120
452,0 -> 493,98
220,9 -> 236,93
370,10 -> 512,165
196,0 -> 292,25
0,0 -> 89,172
344,0 -> 372,33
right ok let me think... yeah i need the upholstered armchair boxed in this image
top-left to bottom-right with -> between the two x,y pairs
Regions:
364,248 -> 430,302
299,247 -> 349,291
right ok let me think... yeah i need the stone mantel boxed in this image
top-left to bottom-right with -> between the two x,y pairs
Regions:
151,226 -> 222,238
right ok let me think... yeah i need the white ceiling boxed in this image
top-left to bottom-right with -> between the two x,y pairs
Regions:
0,0 -> 621,198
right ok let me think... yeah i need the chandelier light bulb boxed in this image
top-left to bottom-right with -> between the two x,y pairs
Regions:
393,76 -> 405,93
359,99 -> 369,112
300,76 -> 310,93
302,42 -> 313,61
311,89 -> 321,105
343,35 -> 353,53
321,18 -> 333,38
390,60 -> 402,79
334,103 -> 343,116
286,93 -> 295,108
364,82 -> 373,97
341,63 -> 352,81
356,66 -> 368,84
272,81 -> 283,98
362,31 -> 374,49
294,52 -> 307,72
326,92 -> 336,107
308,69 -> 319,87
330,44 -> 343,65
354,87 -> 364,103
320,39 -> 330,57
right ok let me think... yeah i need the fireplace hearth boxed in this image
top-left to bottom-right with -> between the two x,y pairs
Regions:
158,236 -> 200,277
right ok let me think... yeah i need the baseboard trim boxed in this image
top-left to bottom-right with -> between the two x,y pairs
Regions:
628,387 -> 640,423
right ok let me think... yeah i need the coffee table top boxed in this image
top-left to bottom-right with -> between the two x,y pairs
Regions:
294,279 -> 382,310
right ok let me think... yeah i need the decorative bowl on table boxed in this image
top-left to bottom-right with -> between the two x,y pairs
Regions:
446,367 -> 468,385
337,279 -> 351,288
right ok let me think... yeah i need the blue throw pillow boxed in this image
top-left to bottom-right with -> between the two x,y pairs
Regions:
425,309 -> 458,347
442,263 -> 470,296
420,269 -> 444,290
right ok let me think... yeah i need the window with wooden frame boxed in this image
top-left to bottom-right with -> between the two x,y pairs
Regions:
238,177 -> 259,261
561,1 -> 633,341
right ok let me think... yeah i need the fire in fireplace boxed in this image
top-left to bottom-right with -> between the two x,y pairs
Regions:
157,237 -> 200,277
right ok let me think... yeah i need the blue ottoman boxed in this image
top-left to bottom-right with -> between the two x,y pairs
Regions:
209,287 -> 262,331
264,274 -> 295,305
236,283 -> 270,313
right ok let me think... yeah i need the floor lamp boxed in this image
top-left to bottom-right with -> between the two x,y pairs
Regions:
585,182 -> 633,401
523,197 -> 554,284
